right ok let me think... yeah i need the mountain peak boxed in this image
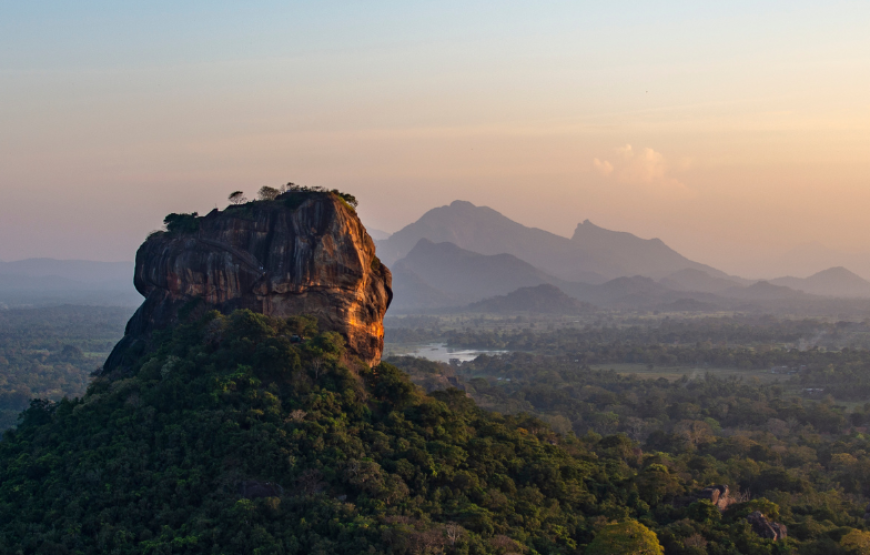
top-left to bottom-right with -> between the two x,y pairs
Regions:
391,240 -> 560,309
378,199 -> 729,282
811,266 -> 859,278
769,266 -> 870,298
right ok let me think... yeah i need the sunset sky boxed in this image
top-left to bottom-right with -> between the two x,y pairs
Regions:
2,1 -> 869,278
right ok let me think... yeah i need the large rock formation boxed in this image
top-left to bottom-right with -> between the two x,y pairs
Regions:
104,191 -> 392,371
746,511 -> 787,541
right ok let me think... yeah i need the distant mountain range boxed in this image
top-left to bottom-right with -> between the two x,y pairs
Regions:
5,210 -> 870,314
376,200 -> 729,283
0,258 -> 138,307
570,219 -> 731,281
380,201 -> 870,314
391,239 -> 568,309
387,239 -> 714,311
0,258 -> 132,284
739,244 -> 870,282
769,267 -> 870,298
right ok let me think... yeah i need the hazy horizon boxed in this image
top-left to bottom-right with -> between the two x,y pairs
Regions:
3,196 -> 870,282
2,2 -> 869,280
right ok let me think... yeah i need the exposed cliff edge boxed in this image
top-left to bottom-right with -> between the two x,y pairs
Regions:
104,191 -> 392,371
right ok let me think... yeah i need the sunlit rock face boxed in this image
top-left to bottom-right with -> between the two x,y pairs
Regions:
104,193 -> 392,371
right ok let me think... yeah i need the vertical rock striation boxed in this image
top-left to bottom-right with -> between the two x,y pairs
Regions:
104,192 -> 392,371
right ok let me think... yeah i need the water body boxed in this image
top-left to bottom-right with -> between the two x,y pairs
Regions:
385,343 -> 508,364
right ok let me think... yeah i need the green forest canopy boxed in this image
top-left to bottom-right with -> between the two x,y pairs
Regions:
2,310 -> 870,553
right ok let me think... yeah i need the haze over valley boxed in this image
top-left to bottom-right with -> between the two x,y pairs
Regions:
6,198 -> 870,315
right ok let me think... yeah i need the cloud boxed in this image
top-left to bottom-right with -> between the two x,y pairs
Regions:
620,145 -> 669,184
616,144 -> 635,160
593,158 -> 613,176
593,144 -> 694,198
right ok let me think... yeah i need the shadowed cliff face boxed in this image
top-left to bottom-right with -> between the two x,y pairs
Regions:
105,193 -> 392,370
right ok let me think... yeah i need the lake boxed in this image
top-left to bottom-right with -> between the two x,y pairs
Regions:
384,342 -> 508,364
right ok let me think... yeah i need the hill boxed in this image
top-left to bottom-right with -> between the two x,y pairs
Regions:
571,220 -> 728,280
388,241 -> 727,312
0,309 -> 620,553
386,240 -> 870,315
770,267 -> 870,298
377,200 -> 728,282
376,201 -> 609,282
746,243 -> 870,282
389,266 -> 459,309
466,284 -> 596,314
0,193 -> 619,553
390,239 -> 569,309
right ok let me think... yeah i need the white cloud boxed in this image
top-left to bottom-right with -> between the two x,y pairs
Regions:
621,145 -> 669,184
616,144 -> 635,160
593,158 -> 613,176
592,144 -> 694,198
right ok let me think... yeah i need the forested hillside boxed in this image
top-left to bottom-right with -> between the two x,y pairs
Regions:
4,310 -> 870,553
0,310 -> 615,553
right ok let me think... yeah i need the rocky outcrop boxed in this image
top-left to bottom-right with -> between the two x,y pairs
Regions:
747,511 -> 787,541
680,484 -> 737,511
104,191 -> 392,370
699,485 -> 735,511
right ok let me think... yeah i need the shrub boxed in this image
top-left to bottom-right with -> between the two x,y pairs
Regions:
163,212 -> 200,234
258,186 -> 280,201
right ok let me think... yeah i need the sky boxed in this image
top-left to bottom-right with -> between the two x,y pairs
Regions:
1,1 -> 869,278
